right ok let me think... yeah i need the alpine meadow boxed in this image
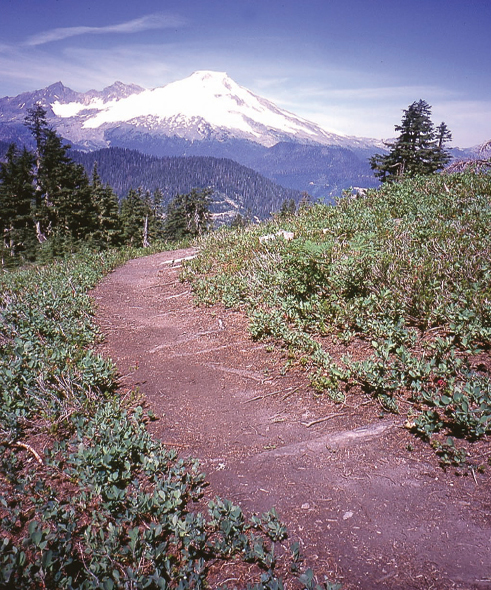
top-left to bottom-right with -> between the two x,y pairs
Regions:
1,71 -> 491,589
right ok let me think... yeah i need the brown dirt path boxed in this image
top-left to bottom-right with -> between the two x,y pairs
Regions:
93,249 -> 491,590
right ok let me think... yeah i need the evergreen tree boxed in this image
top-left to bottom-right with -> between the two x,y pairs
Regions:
90,164 -> 121,247
25,104 -> 51,241
120,188 -> 167,247
145,188 -> 165,245
230,213 -> 249,229
434,122 -> 453,168
278,198 -> 296,218
370,100 -> 452,183
25,104 -> 98,249
163,188 -> 212,241
0,145 -> 36,264
120,189 -> 147,247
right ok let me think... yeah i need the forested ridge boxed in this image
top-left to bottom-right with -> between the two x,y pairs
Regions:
72,147 -> 302,218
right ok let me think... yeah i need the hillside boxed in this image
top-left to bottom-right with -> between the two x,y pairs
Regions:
185,170 -> 491,457
2,170 -> 490,589
245,142 -> 380,197
72,147 -> 303,220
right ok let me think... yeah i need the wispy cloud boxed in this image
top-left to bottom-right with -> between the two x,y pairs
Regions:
24,14 -> 186,47
303,85 -> 456,102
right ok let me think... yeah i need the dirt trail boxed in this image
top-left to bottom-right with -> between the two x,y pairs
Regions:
93,249 -> 491,590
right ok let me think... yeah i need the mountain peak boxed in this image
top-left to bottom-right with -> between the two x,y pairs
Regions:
1,72 -> 383,152
190,70 -> 229,80
99,81 -> 145,100
171,70 -> 237,95
102,80 -> 144,92
47,81 -> 67,92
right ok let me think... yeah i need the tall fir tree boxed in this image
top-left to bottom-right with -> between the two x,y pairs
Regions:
120,188 -> 148,247
24,104 -> 51,242
119,188 -> 165,247
0,145 -> 36,264
163,188 -> 212,241
370,100 -> 452,183
90,164 -> 122,247
148,188 -> 165,243
278,198 -> 296,218
24,104 -> 98,250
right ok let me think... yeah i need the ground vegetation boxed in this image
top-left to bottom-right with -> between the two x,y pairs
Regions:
0,248 -> 329,589
184,170 -> 491,467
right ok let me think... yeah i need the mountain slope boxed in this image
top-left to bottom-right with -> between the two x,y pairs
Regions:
0,72 -> 384,151
51,71 -> 377,150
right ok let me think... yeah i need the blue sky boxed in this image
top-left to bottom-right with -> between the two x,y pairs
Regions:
0,0 -> 490,147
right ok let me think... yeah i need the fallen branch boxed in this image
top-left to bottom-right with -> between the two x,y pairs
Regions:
0,441 -> 44,464
282,386 -> 302,401
244,386 -> 296,404
162,290 -> 190,300
302,413 -> 346,428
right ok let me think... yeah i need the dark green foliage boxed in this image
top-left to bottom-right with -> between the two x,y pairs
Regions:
230,212 -> 250,229
120,188 -> 164,247
26,105 -> 98,249
89,164 -> 122,247
0,144 -> 36,264
370,100 -> 452,182
72,148 -> 303,218
277,198 -> 297,219
163,188 -> 212,241
2,108 -> 215,263
1,105 -> 117,264
119,188 -> 147,246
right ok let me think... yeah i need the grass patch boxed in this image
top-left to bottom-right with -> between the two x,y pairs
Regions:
184,172 -> 491,465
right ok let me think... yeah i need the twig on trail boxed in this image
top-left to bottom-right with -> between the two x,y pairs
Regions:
244,385 -> 297,404
162,291 -> 190,300
161,442 -> 191,448
282,386 -> 302,400
302,413 -> 346,428
1,441 -> 43,464
146,282 -> 178,289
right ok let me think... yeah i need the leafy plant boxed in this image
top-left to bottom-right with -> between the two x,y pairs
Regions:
431,437 -> 468,470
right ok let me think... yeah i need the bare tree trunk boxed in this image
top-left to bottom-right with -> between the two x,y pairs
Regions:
142,216 -> 150,248
35,221 -> 47,243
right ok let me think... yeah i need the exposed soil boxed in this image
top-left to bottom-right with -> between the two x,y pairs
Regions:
92,249 -> 491,590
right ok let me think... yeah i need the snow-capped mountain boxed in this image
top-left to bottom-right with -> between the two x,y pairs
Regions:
0,71 -> 381,151
0,71 -> 386,198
